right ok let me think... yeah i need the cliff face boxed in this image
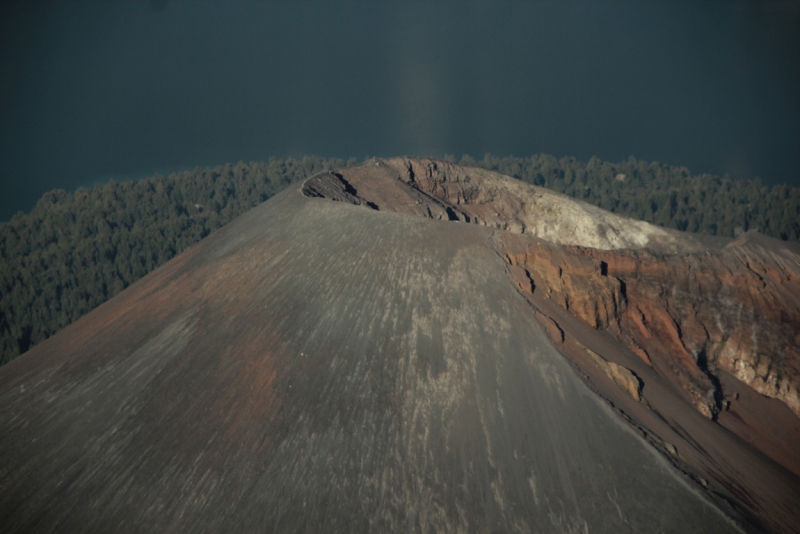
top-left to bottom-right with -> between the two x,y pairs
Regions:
591,236 -> 800,419
502,234 -> 800,421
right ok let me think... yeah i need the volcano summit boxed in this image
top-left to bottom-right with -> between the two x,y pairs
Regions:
1,158 -> 798,533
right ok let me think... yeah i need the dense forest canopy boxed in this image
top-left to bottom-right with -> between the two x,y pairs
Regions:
1,153 -> 799,365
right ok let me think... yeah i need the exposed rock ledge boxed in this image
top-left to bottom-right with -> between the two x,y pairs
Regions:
502,230 -> 800,421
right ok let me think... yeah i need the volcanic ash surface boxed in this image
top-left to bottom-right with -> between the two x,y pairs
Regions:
1,158 -> 798,533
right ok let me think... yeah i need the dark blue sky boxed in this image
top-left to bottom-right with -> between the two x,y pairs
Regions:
1,0 -> 799,220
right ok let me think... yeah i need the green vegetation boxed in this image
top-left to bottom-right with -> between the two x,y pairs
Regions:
0,156 -> 351,364
1,153 -> 799,365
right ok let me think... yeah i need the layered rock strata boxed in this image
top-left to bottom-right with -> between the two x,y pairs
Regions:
501,232 -> 800,422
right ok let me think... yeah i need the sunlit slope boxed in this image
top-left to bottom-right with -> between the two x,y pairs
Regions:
0,182 -> 739,533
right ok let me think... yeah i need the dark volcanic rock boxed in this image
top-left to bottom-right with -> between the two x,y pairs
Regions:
1,158 -> 797,533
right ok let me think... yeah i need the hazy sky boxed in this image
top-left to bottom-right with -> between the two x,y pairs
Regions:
1,0 -> 799,220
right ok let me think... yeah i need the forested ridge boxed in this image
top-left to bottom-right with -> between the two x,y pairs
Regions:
1,153 -> 799,365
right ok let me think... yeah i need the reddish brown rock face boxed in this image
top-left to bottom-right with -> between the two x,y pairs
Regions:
588,238 -> 800,420
505,234 -> 800,421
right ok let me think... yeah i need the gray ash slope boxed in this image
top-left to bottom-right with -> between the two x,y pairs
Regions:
0,170 -> 744,532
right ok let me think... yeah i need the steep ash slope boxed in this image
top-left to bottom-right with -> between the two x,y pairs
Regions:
0,172 -> 750,532
308,157 -> 800,422
304,158 -> 800,533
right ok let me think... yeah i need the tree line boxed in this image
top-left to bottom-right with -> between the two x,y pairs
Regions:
1,153 -> 798,365
0,156 -> 350,365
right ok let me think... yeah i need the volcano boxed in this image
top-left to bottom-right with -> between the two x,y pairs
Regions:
1,158 -> 798,533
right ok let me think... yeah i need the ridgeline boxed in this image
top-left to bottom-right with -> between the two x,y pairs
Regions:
1,153 -> 798,364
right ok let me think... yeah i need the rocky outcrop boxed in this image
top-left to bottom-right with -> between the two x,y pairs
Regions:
500,234 -> 721,419
579,342 -> 643,401
502,234 -> 625,330
586,234 -> 800,420
503,223 -> 800,420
